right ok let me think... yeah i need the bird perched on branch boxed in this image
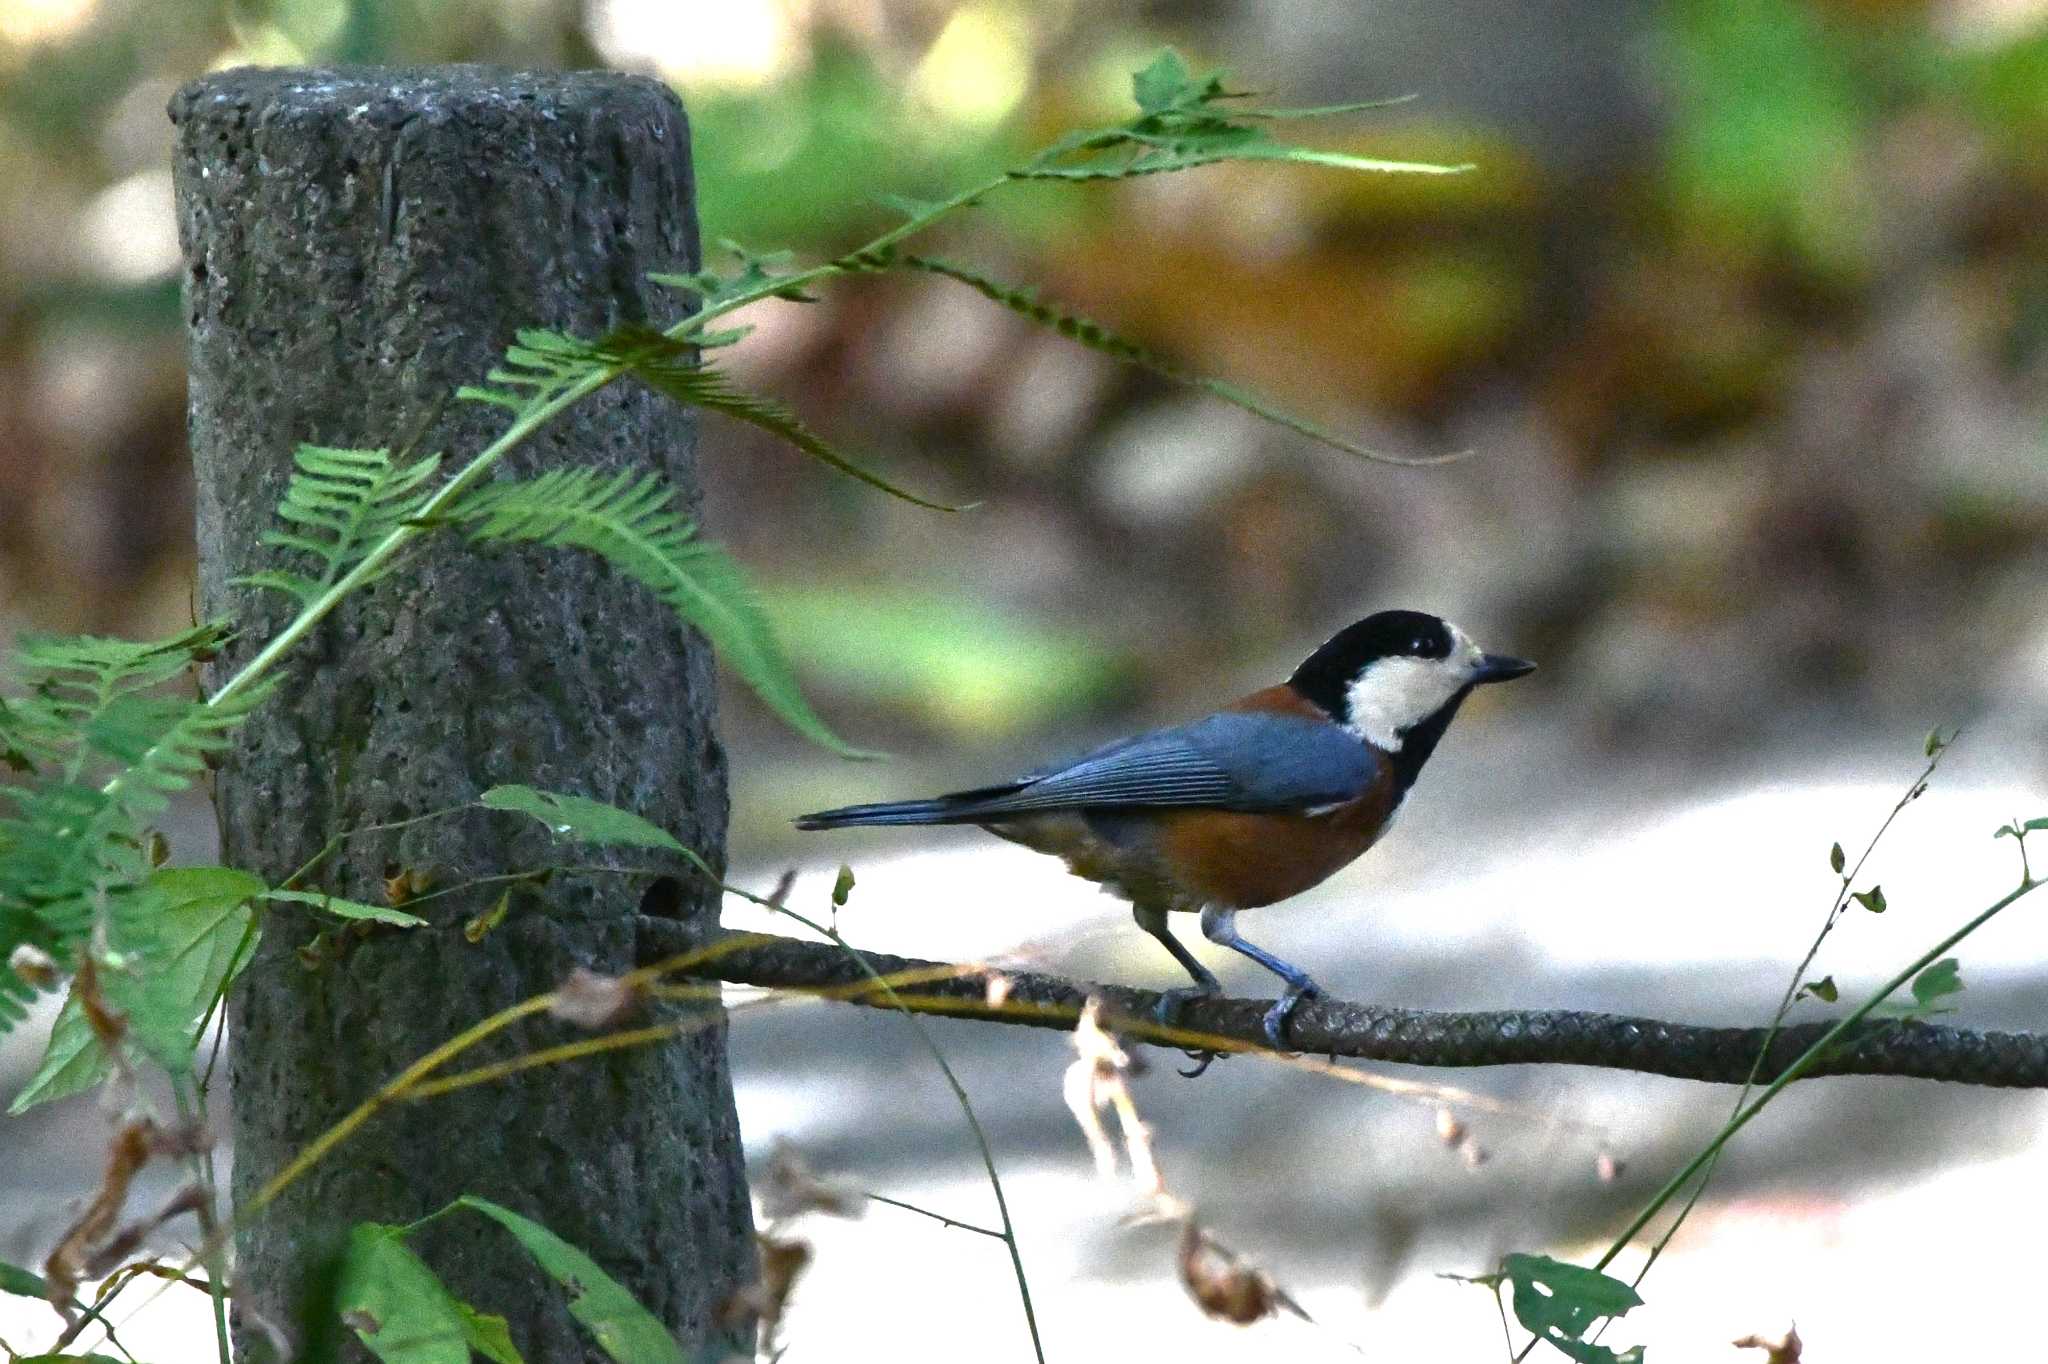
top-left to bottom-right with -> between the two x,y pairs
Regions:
797,610 -> 1533,1057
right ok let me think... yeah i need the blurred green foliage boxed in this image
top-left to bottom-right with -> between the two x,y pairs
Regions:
763,583 -> 1132,738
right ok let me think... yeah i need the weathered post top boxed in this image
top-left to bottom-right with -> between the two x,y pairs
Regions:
173,66 -> 751,1361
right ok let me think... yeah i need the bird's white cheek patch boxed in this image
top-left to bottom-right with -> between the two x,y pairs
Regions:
1344,656 -> 1471,749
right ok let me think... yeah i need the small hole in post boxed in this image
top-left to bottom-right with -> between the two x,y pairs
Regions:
639,875 -> 684,920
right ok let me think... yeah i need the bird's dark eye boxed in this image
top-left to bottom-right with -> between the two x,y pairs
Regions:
1411,637 -> 1428,654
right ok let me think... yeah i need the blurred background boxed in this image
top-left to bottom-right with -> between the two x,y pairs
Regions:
2,0 -> 2047,1359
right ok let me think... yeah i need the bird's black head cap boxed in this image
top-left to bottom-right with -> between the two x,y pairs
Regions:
1287,610 -> 1454,719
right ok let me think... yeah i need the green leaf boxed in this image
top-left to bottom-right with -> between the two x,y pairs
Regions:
8,866 -> 263,1114
452,1197 -> 683,1364
1851,885 -> 1887,914
1828,842 -> 1845,874
1911,957 -> 1964,1009
262,889 -> 427,927
1498,1254 -> 1644,1364
1,1259 -> 47,1299
1925,728 -> 1947,757
481,786 -> 686,854
1020,51 -> 1469,185
446,468 -> 871,757
1798,975 -> 1838,1004
832,864 -> 855,908
457,1302 -> 526,1364
1132,50 -> 1196,114
337,1223 -> 475,1364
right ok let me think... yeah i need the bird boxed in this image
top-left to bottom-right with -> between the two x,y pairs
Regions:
795,609 -> 1533,1058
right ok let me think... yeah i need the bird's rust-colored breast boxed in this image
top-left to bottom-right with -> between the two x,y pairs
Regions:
1151,684 -> 1400,909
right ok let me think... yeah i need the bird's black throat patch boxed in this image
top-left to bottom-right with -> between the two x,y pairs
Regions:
1387,684 -> 1475,791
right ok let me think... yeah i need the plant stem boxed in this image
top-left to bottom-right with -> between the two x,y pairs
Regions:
1594,872 -> 2043,1272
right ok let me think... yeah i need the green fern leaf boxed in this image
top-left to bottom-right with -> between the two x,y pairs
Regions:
237,444 -> 444,607
603,324 -> 963,510
880,254 -> 1456,467
0,659 -> 272,1033
476,324 -> 959,510
455,328 -> 613,413
446,470 -> 868,757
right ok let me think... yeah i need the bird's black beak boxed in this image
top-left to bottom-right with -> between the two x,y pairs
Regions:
1473,653 -> 1536,685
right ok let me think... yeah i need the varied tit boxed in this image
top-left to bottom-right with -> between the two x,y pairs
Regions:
796,609 -> 1534,1054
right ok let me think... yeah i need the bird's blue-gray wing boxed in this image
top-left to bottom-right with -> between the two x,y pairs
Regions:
963,712 -> 1374,816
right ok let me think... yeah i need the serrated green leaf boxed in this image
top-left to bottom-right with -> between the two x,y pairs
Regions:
8,866 -> 262,1114
481,786 -> 686,854
1911,957 -> 1964,1008
337,1223 -> 475,1364
262,890 -> 426,927
446,468 -> 872,757
452,1197 -> 683,1364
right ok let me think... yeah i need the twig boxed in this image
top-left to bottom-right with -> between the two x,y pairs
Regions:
862,1192 -> 1008,1241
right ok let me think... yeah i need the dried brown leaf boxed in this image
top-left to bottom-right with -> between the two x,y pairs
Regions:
1176,1220 -> 1309,1327
718,1231 -> 812,1359
1734,1324 -> 1802,1362
548,966 -> 645,1030
8,943 -> 60,990
758,1142 -> 864,1224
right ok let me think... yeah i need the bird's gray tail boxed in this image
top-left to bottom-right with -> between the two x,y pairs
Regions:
794,784 -> 1022,831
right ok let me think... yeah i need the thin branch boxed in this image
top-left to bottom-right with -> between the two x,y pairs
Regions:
644,924 -> 2048,1088
862,1192 -> 1008,1241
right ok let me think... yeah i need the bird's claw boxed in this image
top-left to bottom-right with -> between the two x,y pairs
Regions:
1154,984 -> 1223,1078
1261,981 -> 1321,1050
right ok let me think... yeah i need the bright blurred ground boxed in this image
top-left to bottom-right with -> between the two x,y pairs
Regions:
2,0 -> 2047,1360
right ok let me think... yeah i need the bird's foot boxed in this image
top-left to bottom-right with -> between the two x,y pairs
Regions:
1261,980 -> 1322,1050
1154,984 -> 1225,1078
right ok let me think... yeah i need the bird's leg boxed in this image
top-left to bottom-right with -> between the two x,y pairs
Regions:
1132,904 -> 1224,1075
1198,905 -> 1322,1049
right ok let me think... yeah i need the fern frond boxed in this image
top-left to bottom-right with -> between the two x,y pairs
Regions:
600,325 -> 962,510
1,624 -> 232,777
0,668 -> 271,1033
237,444 -> 444,607
446,470 -> 868,757
875,254 -> 1457,468
455,328 -> 613,412
465,325 -> 957,510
